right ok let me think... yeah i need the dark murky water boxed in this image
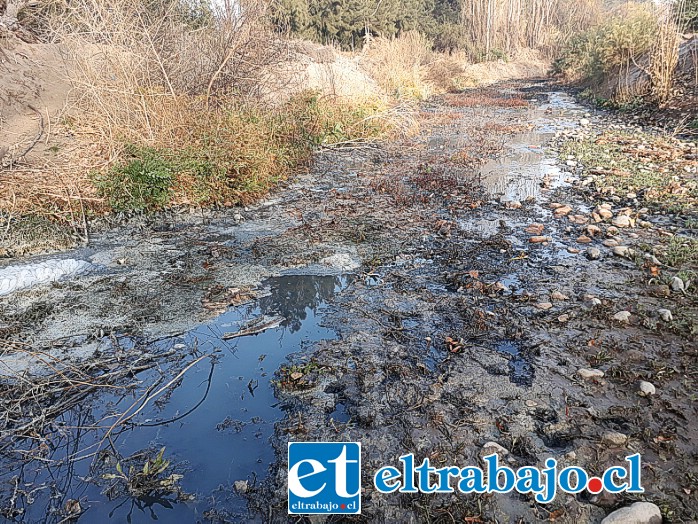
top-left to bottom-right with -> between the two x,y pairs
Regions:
496,341 -> 535,387
0,275 -> 345,523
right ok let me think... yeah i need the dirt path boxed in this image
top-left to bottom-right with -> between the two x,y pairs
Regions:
0,81 -> 696,523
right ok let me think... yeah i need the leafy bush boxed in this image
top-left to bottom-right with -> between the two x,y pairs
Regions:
92,146 -> 175,212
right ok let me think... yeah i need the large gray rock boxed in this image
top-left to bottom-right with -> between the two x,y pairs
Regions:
601,502 -> 662,524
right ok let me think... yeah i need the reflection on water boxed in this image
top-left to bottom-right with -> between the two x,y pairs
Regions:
259,276 -> 342,334
0,275 -> 345,523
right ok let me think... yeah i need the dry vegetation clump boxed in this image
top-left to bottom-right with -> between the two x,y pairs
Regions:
93,93 -> 411,212
553,0 -> 693,107
0,0 -> 413,241
443,91 -> 528,108
363,31 -> 436,100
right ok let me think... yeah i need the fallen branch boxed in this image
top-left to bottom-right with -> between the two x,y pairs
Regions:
222,315 -> 285,340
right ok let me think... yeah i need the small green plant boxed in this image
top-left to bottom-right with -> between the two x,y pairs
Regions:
663,236 -> 698,268
103,448 -> 183,498
92,145 -> 175,212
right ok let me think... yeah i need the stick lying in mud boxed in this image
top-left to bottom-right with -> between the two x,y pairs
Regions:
222,316 -> 285,340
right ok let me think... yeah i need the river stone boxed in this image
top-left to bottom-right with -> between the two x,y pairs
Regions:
595,206 -> 613,220
586,224 -> 602,236
481,442 -> 509,457
234,480 -> 249,493
602,431 -> 628,447
578,368 -> 604,380
613,246 -> 635,258
671,276 -> 685,292
601,502 -> 662,524
612,215 -> 632,228
554,205 -> 573,217
586,247 -> 601,260
639,381 -> 656,397
613,311 -> 631,323
658,309 -> 673,322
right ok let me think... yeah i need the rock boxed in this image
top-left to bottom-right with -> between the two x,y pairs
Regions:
626,192 -> 637,199
586,225 -> 602,236
613,246 -> 635,259
578,368 -> 604,380
638,381 -> 656,397
601,502 -> 662,524
530,236 -> 551,244
586,247 -> 601,260
551,291 -> 569,301
602,432 -> 628,447
536,302 -> 554,310
671,276 -> 685,293
613,311 -> 632,323
233,212 -> 243,222
595,205 -> 614,220
481,442 -> 509,457
639,220 -> 653,229
568,247 -> 581,254
658,309 -> 673,322
290,372 -> 304,381
580,118 -> 591,126
590,298 -> 602,306
554,205 -> 573,217
606,226 -> 620,236
569,214 -> 589,224
558,314 -> 570,323
320,253 -> 361,271
234,480 -> 249,493
612,215 -> 632,228
525,223 -> 545,235
603,239 -> 619,247
647,285 -> 671,298
505,200 -> 522,209
577,235 -> 592,244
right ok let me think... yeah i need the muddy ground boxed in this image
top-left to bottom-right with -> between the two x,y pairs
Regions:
0,81 -> 696,523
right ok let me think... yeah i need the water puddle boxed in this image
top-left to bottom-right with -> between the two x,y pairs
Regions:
0,275 -> 346,522
496,341 -> 535,387
477,92 -> 583,203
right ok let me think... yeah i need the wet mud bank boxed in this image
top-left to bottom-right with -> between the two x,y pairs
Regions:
0,81 -> 696,523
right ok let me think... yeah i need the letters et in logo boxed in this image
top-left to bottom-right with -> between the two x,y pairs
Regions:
288,442 -> 361,515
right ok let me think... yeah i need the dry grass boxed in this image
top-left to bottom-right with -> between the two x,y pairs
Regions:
0,0 -> 415,252
363,31 -> 436,100
443,92 -> 529,108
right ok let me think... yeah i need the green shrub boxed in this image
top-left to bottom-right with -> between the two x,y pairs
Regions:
92,145 -> 175,212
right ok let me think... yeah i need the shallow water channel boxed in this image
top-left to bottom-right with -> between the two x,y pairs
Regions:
0,89 -> 594,522
2,275 -> 345,522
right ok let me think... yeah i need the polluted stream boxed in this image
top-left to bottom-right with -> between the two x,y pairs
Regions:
0,275 -> 346,522
2,86 -> 661,523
